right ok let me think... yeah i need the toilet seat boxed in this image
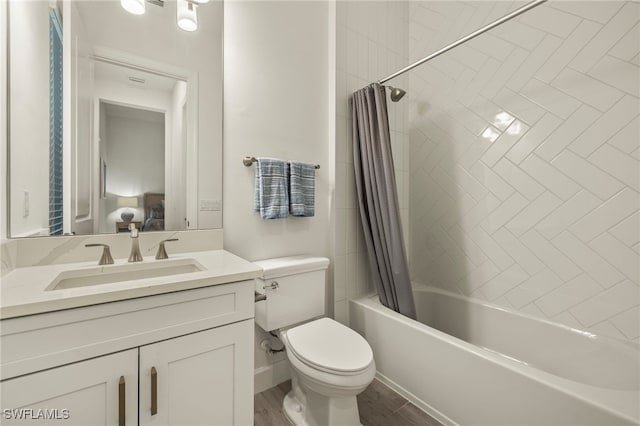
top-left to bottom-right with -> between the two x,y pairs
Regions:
286,318 -> 374,376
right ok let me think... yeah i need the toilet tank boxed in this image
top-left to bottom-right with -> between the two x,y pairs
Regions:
253,256 -> 330,331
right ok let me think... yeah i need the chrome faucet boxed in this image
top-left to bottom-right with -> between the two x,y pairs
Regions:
85,243 -> 114,265
155,238 -> 179,260
128,223 -> 143,263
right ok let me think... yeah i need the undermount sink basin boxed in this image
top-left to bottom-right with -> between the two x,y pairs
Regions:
46,258 -> 206,291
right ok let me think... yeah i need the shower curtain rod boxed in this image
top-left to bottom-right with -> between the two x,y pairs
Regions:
377,0 -> 547,85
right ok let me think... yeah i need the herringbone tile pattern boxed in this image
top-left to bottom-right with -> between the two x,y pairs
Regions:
407,1 -> 640,342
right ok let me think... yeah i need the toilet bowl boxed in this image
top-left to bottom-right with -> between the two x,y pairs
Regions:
280,318 -> 376,426
253,256 -> 376,426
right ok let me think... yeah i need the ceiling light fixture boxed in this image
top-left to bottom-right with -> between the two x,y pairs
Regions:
121,0 -> 146,15
122,0 -> 208,32
177,0 -> 198,32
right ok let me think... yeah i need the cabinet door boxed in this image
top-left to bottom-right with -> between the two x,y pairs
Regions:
139,319 -> 253,426
1,349 -> 138,426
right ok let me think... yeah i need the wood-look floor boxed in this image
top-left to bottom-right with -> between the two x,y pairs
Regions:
254,379 -> 442,426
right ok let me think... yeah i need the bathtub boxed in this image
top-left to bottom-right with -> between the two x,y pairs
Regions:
350,286 -> 640,426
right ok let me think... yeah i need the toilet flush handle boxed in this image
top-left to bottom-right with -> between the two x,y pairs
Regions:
263,281 -> 279,290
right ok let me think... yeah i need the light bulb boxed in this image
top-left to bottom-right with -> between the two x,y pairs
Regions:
177,0 -> 198,32
121,0 -> 145,15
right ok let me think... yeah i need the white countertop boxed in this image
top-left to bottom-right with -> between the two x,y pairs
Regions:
0,250 -> 262,319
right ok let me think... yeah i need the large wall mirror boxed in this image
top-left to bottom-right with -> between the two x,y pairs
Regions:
7,0 -> 222,237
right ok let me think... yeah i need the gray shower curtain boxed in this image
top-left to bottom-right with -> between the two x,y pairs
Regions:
351,83 -> 416,320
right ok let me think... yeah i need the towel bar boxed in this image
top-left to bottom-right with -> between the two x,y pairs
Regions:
243,156 -> 320,169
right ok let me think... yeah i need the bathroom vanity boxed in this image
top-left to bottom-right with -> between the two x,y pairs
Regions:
0,249 -> 261,425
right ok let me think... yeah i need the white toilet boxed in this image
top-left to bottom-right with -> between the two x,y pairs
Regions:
253,256 -> 376,426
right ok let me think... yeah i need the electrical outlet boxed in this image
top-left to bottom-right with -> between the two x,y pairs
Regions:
23,190 -> 29,217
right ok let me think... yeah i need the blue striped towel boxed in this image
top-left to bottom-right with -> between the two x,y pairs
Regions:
288,161 -> 315,217
254,158 -> 289,219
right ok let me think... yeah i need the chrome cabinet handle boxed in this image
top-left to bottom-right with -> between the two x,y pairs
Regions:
118,376 -> 125,426
151,367 -> 158,416
255,291 -> 267,302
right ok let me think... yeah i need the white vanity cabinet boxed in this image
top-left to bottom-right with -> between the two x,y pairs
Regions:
1,349 -> 139,426
138,320 -> 253,426
0,280 -> 255,426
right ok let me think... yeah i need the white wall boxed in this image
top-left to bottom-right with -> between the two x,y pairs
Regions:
8,1 -> 51,237
167,81 -> 188,230
223,1 -> 330,391
224,1 -> 330,260
101,112 -> 165,233
105,112 -> 165,195
334,1 -> 410,324
407,1 -> 640,343
0,1 -> 7,241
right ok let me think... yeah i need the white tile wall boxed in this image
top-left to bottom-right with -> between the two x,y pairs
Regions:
408,1 -> 640,343
568,95 -> 639,157
334,1 -> 409,324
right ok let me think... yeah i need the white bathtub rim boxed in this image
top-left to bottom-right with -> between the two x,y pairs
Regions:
411,283 -> 639,351
350,295 -> 639,424
410,285 -> 640,394
374,371 -> 458,426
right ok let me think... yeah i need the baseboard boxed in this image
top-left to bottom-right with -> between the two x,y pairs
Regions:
375,371 -> 457,426
254,359 -> 291,394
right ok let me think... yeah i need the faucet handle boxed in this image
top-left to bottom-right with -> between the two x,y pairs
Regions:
128,223 -> 139,237
155,238 -> 179,260
85,243 -> 115,265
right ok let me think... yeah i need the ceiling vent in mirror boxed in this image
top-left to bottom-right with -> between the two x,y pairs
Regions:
128,76 -> 146,84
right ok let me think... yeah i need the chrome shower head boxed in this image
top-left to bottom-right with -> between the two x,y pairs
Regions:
388,86 -> 406,102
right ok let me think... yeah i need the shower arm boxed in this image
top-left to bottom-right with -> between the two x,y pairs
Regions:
376,0 -> 547,85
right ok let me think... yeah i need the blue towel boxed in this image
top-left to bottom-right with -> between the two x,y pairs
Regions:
254,158 -> 289,219
288,161 -> 316,217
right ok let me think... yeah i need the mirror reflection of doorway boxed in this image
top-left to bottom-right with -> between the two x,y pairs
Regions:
98,102 -> 165,233
91,59 -> 190,234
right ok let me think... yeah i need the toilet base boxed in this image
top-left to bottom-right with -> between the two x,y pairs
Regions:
283,391 -> 306,426
282,382 -> 363,426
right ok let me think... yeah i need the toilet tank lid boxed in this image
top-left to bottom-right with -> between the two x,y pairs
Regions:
253,256 -> 330,279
